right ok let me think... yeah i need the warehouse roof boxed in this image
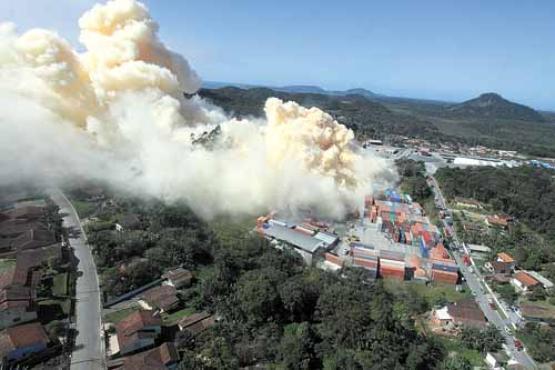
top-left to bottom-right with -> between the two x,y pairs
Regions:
262,224 -> 324,253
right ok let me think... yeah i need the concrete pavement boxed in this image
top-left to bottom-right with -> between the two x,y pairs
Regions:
49,190 -> 105,370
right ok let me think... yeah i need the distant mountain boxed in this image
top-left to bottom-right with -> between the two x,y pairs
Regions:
275,85 -> 328,94
203,81 -> 378,98
447,92 -> 545,122
343,88 -> 377,98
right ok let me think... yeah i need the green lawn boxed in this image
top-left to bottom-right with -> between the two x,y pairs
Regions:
71,200 -> 96,218
0,259 -> 15,274
52,273 -> 68,297
385,279 -> 471,307
104,307 -> 140,324
161,307 -> 195,326
437,336 -> 484,367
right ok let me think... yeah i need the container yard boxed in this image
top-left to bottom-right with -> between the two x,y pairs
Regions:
255,187 -> 460,285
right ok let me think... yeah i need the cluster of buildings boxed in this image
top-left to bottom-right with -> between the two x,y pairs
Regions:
106,267 -> 215,370
485,252 -> 553,293
0,202 -> 68,367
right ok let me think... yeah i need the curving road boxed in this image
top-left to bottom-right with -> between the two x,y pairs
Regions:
49,190 -> 105,370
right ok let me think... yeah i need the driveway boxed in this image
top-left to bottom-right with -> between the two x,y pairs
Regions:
49,190 -> 105,370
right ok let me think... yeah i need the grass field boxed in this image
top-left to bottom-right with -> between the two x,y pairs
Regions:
0,259 -> 15,274
437,336 -> 484,367
385,279 -> 471,307
52,273 -> 68,297
161,307 -> 195,326
104,307 -> 140,324
71,200 -> 97,218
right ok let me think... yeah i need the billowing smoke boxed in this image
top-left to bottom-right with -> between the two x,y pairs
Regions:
0,0 -> 396,219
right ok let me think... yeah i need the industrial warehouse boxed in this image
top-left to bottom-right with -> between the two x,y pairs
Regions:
256,188 -> 460,285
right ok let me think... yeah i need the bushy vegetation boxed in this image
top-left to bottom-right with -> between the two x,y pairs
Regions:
436,166 -> 555,269
396,159 -> 432,202
85,198 -> 214,298
517,322 -> 555,362
187,234 -> 446,369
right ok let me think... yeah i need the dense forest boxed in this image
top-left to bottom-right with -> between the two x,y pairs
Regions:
435,166 -> 555,271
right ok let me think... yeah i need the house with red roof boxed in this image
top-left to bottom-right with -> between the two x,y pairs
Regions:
116,310 -> 162,356
0,322 -> 49,363
511,271 -> 540,292
121,342 -> 179,370
138,285 -> 180,314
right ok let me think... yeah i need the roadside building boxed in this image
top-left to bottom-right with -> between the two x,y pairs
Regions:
432,298 -> 486,328
496,253 -> 516,270
467,244 -> 492,259
162,268 -> 193,289
0,322 -> 49,363
485,261 -> 512,275
116,310 -> 162,356
121,342 -> 179,370
0,286 -> 37,330
139,285 -> 180,313
511,271 -> 540,292
526,271 -> 554,290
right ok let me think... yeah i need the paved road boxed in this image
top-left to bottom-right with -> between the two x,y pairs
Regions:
49,190 -> 105,370
426,175 -> 536,369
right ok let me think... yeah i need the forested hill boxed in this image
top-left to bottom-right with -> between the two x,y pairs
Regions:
199,87 -> 555,157
436,166 -> 555,242
447,93 -> 545,122
199,87 -> 442,143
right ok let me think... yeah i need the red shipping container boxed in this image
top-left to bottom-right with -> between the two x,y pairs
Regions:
325,253 -> 343,267
380,267 -> 405,280
431,270 -> 458,284
353,258 -> 378,269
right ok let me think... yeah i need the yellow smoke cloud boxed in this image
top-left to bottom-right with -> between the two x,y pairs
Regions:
0,0 -> 396,219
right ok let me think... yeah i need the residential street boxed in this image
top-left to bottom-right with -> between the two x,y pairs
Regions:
49,190 -> 105,370
426,175 -> 537,369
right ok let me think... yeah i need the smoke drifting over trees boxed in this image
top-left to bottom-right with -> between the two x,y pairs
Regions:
0,0 -> 396,218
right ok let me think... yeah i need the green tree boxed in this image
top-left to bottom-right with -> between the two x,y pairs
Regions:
279,322 -> 321,370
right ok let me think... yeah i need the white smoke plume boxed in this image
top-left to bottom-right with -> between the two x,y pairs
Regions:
0,0 -> 396,219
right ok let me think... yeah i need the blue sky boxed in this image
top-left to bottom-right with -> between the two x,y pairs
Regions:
2,0 -> 554,109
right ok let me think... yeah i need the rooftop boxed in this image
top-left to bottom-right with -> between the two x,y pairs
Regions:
262,224 -> 324,253
513,271 -> 540,288
116,310 -> 161,351
122,342 -> 179,370
0,323 -> 49,356
141,285 -> 179,312
447,299 -> 486,327
497,252 -> 515,263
